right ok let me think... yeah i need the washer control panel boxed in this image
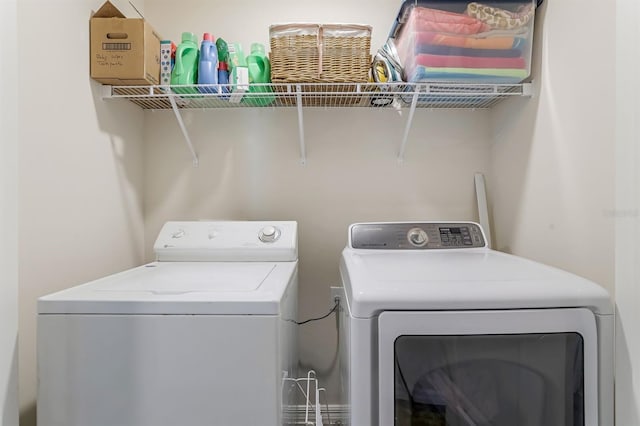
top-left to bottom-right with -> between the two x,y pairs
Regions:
154,221 -> 297,261
350,222 -> 486,250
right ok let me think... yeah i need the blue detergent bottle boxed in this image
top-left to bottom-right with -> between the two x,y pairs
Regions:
218,61 -> 230,98
216,38 -> 230,97
197,33 -> 218,94
243,43 -> 274,106
171,32 -> 199,95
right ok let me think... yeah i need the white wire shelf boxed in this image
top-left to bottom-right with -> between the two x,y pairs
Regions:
105,82 -> 530,110
102,82 -> 532,165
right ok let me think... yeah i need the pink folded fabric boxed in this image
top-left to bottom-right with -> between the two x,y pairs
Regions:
414,53 -> 526,69
406,7 -> 490,35
414,31 -> 520,50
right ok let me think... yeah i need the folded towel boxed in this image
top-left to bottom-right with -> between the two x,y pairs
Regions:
415,44 -> 522,58
405,7 -> 490,35
407,65 -> 528,83
413,31 -> 528,51
414,53 -> 527,70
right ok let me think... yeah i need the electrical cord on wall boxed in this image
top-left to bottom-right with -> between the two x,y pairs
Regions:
293,288 -> 342,382
288,300 -> 339,325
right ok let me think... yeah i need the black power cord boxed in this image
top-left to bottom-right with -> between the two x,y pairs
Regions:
288,300 -> 340,325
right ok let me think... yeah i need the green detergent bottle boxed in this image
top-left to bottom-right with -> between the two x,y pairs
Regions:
243,43 -> 274,106
171,32 -> 199,95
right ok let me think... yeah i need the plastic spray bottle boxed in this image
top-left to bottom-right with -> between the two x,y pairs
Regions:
216,38 -> 230,97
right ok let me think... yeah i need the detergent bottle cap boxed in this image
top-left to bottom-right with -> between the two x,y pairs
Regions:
250,43 -> 266,55
181,32 -> 197,43
203,33 -> 214,42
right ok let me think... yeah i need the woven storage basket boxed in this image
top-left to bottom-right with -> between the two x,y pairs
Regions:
270,23 -> 372,84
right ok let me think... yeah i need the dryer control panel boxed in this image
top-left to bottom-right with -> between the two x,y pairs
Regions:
350,222 -> 486,250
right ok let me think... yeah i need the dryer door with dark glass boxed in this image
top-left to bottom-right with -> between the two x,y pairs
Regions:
378,308 -> 598,426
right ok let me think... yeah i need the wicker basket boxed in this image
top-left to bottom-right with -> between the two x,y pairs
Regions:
270,23 -> 372,83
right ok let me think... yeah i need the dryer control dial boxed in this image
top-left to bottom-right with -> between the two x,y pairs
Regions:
407,228 -> 428,247
259,226 -> 281,243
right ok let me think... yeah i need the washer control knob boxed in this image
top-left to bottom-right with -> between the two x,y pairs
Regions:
407,228 -> 428,247
259,226 -> 281,243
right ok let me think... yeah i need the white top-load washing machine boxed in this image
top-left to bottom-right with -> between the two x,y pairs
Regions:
38,221 -> 298,426
339,222 -> 613,426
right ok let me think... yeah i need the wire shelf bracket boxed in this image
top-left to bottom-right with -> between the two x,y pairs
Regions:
168,95 -> 199,167
296,85 -> 307,165
395,82 -> 533,162
397,90 -> 420,163
102,82 -> 533,166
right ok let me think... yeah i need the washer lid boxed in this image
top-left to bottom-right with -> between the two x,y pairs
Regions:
340,248 -> 613,318
38,261 -> 297,315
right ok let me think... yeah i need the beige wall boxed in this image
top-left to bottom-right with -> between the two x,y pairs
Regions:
17,1 -> 147,424
145,0 -> 399,57
1,0 -> 19,424
489,1 -> 615,293
616,0 -> 640,422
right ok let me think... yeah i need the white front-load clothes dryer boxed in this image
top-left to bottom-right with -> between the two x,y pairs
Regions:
339,222 -> 613,426
37,221 -> 299,426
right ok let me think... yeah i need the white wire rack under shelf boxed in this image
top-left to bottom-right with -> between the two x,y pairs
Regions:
102,82 -> 533,165
282,370 -> 331,426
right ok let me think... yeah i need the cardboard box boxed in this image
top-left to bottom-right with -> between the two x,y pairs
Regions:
90,1 -> 161,85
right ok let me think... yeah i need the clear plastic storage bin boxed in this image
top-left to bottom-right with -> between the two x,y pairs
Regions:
388,0 -> 540,83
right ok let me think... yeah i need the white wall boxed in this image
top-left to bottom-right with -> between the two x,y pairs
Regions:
17,1 -> 147,424
489,1 -> 615,293
1,0 -> 19,424
143,0 -> 492,401
145,0 -> 398,58
615,0 -> 640,422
